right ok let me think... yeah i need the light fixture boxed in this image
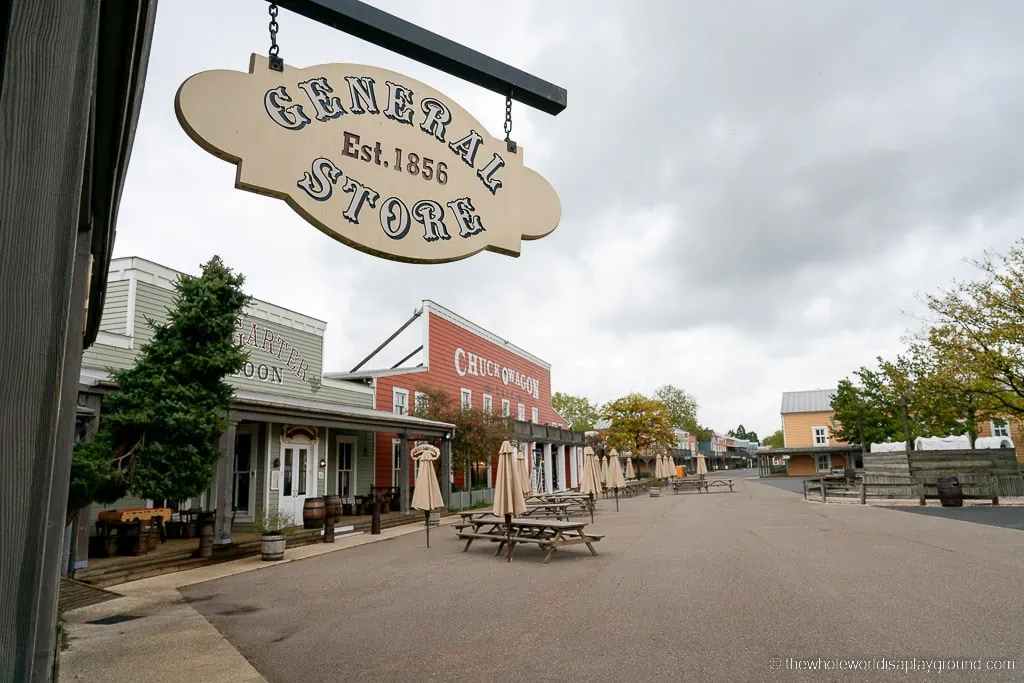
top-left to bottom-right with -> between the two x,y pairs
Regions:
319,458 -> 326,468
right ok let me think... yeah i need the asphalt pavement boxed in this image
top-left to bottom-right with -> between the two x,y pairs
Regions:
179,477 -> 1024,683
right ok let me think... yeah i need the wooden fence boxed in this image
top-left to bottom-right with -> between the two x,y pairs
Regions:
804,474 -> 1006,504
862,448 -> 1024,497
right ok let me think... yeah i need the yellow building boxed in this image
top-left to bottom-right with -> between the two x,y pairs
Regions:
778,389 -> 854,475
976,416 -> 1024,463
781,389 -> 840,447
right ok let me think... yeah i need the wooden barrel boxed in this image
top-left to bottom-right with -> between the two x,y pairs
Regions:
936,475 -> 963,507
196,514 -> 214,558
261,532 -> 286,561
303,497 -> 326,529
324,495 -> 342,523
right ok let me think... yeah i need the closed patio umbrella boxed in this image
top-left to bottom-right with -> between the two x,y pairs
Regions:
516,446 -> 532,497
606,448 -> 627,512
624,456 -> 636,480
411,444 -> 445,548
653,454 -> 663,481
492,440 -> 527,562
599,455 -> 608,485
696,452 -> 708,478
579,446 -> 602,523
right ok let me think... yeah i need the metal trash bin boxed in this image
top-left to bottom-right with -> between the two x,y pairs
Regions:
936,475 -> 963,508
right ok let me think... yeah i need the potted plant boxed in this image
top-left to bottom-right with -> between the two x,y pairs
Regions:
254,510 -> 293,561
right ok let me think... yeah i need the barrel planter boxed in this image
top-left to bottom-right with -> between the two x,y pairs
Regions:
324,495 -> 342,524
936,475 -> 963,508
427,510 -> 441,527
261,533 -> 286,561
194,512 -> 215,558
649,486 -> 661,498
302,497 -> 326,529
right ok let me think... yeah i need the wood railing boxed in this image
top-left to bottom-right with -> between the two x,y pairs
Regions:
804,474 -> 1007,505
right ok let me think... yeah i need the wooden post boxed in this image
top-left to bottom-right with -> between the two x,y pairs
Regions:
820,478 -> 827,503
860,482 -> 867,505
991,477 -> 1000,506
917,482 -> 926,506
803,479 -> 807,500
900,399 -> 914,453
371,498 -> 381,535
324,515 -> 335,543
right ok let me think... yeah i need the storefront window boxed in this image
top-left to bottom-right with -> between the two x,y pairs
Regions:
338,441 -> 354,499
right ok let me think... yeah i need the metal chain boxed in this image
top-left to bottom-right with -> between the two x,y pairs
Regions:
268,3 -> 283,72
504,91 -> 517,153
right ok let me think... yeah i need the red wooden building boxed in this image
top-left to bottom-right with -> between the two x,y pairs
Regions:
325,301 -> 585,509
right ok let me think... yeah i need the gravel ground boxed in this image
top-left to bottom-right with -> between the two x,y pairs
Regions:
181,479 -> 1024,683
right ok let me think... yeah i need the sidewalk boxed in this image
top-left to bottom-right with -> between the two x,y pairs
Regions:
59,516 -> 457,683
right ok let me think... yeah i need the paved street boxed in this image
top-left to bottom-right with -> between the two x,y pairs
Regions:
892,505 -> 1024,532
180,479 -> 1023,682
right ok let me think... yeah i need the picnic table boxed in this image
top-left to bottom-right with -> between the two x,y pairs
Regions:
526,493 -> 594,515
521,502 -> 572,520
672,478 -> 734,494
455,514 -> 604,563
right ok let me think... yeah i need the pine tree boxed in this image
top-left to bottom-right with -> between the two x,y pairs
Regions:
68,256 -> 251,521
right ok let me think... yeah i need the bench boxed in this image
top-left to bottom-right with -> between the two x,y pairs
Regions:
704,479 -> 734,493
673,480 -> 705,494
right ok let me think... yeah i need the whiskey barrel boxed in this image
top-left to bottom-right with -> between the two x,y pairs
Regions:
936,475 -> 963,508
324,495 -> 342,523
302,497 -> 326,529
195,512 -> 215,558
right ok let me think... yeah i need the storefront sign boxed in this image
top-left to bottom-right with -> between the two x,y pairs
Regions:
235,360 -> 285,385
175,54 -> 561,264
235,319 -> 312,383
454,347 -> 540,399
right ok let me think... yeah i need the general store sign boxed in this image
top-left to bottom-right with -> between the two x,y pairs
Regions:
454,347 -> 540,399
175,54 -> 561,264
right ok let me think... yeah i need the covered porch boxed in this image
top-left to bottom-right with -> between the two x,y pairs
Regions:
214,391 -> 456,544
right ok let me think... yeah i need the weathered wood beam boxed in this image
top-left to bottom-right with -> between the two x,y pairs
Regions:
272,0 -> 567,115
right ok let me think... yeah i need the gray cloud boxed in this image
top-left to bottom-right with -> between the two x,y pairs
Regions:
111,0 -> 1024,435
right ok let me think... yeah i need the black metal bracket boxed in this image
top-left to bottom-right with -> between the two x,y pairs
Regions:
270,0 -> 567,115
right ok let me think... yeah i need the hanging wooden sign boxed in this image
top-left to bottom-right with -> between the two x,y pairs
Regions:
175,54 -> 561,264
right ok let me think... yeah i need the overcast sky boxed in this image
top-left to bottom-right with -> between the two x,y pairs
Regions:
114,1 -> 1024,437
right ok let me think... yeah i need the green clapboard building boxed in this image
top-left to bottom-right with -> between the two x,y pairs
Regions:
70,257 -> 454,572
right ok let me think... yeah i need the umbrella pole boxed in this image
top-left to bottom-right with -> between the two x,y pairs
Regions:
615,487 -> 619,512
589,493 -> 594,524
504,513 -> 512,562
425,510 -> 430,548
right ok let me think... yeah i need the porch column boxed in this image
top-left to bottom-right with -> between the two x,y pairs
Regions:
542,443 -> 553,493
561,446 -> 569,489
440,437 -> 452,505
570,446 -> 579,488
68,395 -> 103,575
399,433 -> 410,514
214,420 -> 239,544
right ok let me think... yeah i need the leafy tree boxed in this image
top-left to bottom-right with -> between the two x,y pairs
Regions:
693,425 -> 714,442
727,425 -> 759,442
68,256 -> 251,522
653,384 -> 700,432
551,391 -> 600,431
763,429 -> 784,449
601,393 -> 676,456
918,241 -> 1024,420
829,376 -> 895,446
904,337 -> 995,442
412,385 -> 513,487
